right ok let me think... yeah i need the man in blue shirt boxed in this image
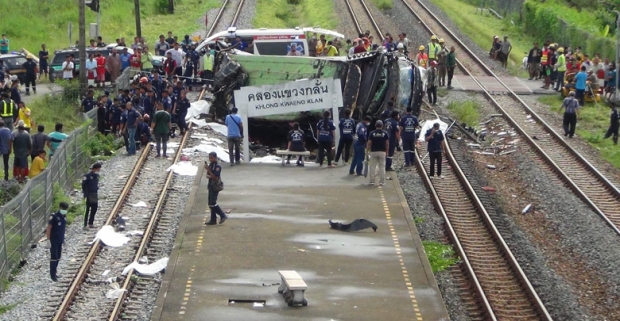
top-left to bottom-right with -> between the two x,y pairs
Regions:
574,65 -> 587,106
384,110 -> 400,171
350,116 -> 371,175
232,36 -> 247,51
121,102 -> 141,155
224,107 -> 243,165
366,120 -> 389,185
161,90 -> 173,112
316,110 -> 336,167
425,123 -> 445,178
45,202 -> 69,281
335,108 -> 355,165
399,107 -> 419,167
120,48 -> 131,70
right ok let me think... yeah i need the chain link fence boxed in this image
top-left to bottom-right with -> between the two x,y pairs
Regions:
0,109 -> 97,281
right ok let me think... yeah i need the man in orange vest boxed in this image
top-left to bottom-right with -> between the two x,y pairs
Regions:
417,45 -> 428,68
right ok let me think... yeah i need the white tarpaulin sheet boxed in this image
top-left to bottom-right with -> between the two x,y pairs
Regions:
418,119 -> 449,143
167,161 -> 198,175
122,257 -> 169,276
250,155 -> 282,164
93,225 -> 130,247
186,100 -> 210,120
106,282 -> 126,299
188,118 -> 208,128
207,122 -> 228,136
182,143 -> 237,163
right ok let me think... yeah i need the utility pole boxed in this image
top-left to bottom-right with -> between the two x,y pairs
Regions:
135,0 -> 142,38
79,0 -> 87,92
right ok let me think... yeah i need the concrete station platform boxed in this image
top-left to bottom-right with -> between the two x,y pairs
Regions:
152,164 -> 449,321
452,75 -> 558,95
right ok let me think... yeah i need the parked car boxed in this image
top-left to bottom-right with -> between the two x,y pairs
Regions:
0,53 -> 28,83
49,47 -> 164,83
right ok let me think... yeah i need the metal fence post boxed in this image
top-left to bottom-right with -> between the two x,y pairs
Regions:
21,191 -> 29,253
0,211 -> 7,277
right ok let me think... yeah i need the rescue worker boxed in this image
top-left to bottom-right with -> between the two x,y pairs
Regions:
427,35 -> 440,64
334,109 -> 355,165
201,48 -> 215,90
605,102 -> 619,144
417,46 -> 428,68
1,92 -> 16,132
82,163 -> 101,229
541,42 -> 550,89
286,122 -> 306,166
437,38 -> 448,87
427,61 -> 439,105
205,151 -> 228,225
367,120 -> 389,186
425,122 -> 445,179
399,107 -> 419,167
554,47 -> 567,92
316,110 -> 336,167
350,116 -> 371,176
447,46 -> 456,89
23,55 -> 37,95
81,89 -> 96,113
559,91 -> 579,138
384,110 -> 400,172
45,202 -> 69,282
172,90 -> 190,136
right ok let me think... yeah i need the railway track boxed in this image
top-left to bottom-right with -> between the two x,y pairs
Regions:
344,0 -> 383,40
206,0 -> 246,37
413,121 -> 552,320
41,84 -> 206,320
394,0 -> 620,236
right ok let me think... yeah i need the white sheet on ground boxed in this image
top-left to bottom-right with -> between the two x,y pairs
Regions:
186,100 -> 210,120
188,118 -> 208,128
250,155 -> 282,164
121,257 -> 169,276
93,225 -> 130,247
417,119 -> 449,143
182,143 -> 234,163
105,282 -> 126,299
167,161 -> 198,175
131,201 -> 147,207
207,122 -> 228,136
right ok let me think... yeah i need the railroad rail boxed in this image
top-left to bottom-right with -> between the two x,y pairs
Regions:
206,0 -> 246,38
413,113 -> 552,320
397,0 -> 620,236
45,87 -> 205,320
344,0 -> 383,40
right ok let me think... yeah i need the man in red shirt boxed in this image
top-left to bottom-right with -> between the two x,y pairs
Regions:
353,39 -> 366,54
129,47 -> 142,77
95,53 -> 106,87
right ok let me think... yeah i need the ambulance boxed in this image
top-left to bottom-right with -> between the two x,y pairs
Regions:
194,27 -> 345,56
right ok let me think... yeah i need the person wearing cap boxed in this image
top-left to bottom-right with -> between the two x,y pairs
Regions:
82,163 -> 101,229
29,149 -> 46,178
427,35 -> 440,63
23,55 -> 38,95
120,47 -> 131,71
205,151 -> 228,225
425,122 -> 445,179
45,201 -> 69,281
554,47 -> 567,92
416,46 -> 428,68
366,120 -> 389,186
498,36 -> 511,69
559,91 -> 580,138
427,60 -> 439,105
12,124 -> 31,183
136,113 -> 152,149
605,102 -> 619,144
436,39 -> 448,86
399,107 -> 420,167
106,47 -> 121,84
0,119 -> 11,181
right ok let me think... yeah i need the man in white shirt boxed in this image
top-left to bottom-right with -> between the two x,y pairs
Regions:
61,55 -> 74,81
165,43 -> 185,77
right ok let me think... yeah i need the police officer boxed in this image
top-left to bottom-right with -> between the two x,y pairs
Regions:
172,90 -> 190,135
286,122 -> 306,166
81,89 -> 96,113
367,120 -> 389,186
1,92 -> 16,132
334,108 -> 355,165
205,151 -> 228,225
23,55 -> 38,95
605,102 -> 619,144
380,101 -> 394,121
82,163 -> 101,229
45,202 -> 69,281
399,107 -> 419,167
384,110 -> 400,171
349,116 -> 371,176
425,123 -> 445,178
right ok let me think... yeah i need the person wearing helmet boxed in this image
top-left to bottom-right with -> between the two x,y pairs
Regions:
437,38 -> 448,87
427,61 -> 439,105
427,35 -> 440,63
417,45 -> 428,68
23,55 -> 38,95
396,42 -> 405,54
554,47 -> 567,92
139,76 -> 149,84
136,112 -> 152,149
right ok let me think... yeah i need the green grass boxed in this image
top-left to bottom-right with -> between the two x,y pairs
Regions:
253,0 -> 337,30
370,0 -> 394,10
447,100 -> 480,127
429,0 -> 531,76
422,241 -> 460,273
52,183 -> 81,225
527,0 -> 602,36
0,0 -> 220,57
30,94 -> 83,134
0,303 -> 17,315
538,95 -> 620,169
414,216 -> 425,224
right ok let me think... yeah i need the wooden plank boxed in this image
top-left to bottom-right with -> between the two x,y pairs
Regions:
275,150 -> 311,156
278,270 -> 302,279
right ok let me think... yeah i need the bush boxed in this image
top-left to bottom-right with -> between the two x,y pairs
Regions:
0,181 -> 22,207
447,100 -> 480,128
422,241 -> 460,273
84,133 -> 124,157
371,0 -> 393,10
